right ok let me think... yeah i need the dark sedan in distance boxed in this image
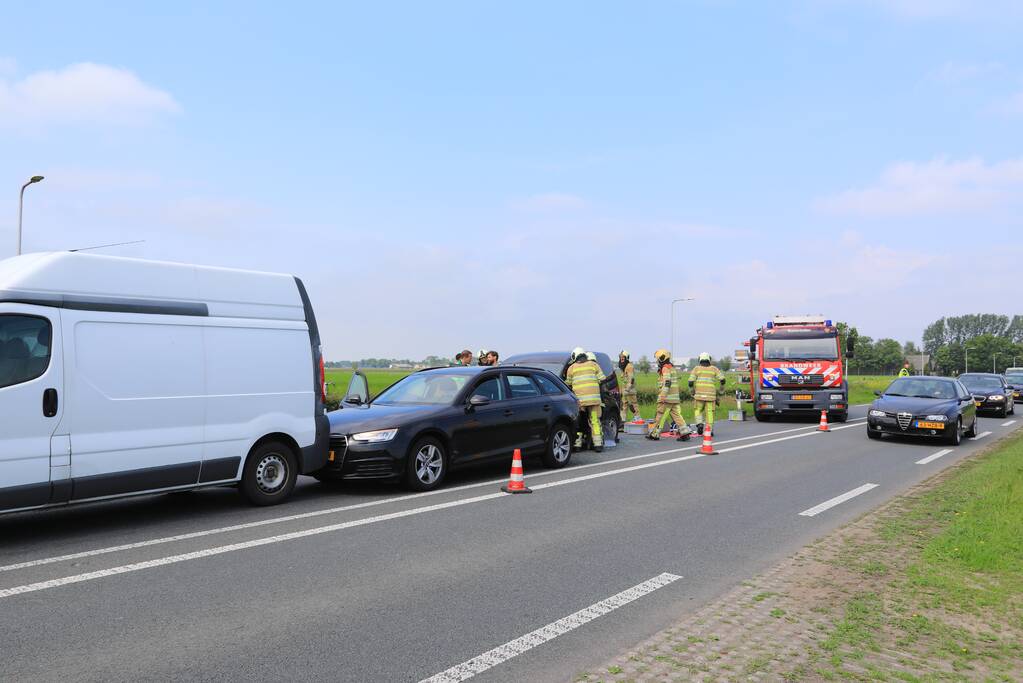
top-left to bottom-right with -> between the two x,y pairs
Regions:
867,376 -> 977,445
959,373 -> 1016,418
1002,372 -> 1023,404
318,366 -> 579,491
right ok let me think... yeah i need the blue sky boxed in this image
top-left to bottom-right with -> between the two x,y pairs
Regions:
1,1 -> 1020,361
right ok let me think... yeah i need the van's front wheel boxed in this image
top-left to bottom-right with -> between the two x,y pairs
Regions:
241,441 -> 298,506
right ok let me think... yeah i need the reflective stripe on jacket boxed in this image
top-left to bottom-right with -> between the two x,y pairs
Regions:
657,363 -> 681,403
689,365 -> 724,401
619,362 -> 637,395
566,360 -> 606,406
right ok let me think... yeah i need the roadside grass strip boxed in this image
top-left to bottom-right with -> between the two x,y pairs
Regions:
915,448 -> 953,465
419,573 -> 682,683
0,421 -> 866,598
817,429 -> 1023,679
0,419 -> 864,574
798,483 -> 879,517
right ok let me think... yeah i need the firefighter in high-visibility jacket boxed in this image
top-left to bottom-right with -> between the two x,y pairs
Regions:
647,349 -> 691,441
565,347 -> 606,452
618,350 -> 640,422
689,352 -> 725,434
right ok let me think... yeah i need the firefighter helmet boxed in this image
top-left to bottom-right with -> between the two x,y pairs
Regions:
698,352 -> 711,362
586,352 -> 597,361
619,349 -> 630,360
655,349 -> 670,363
572,347 -> 587,361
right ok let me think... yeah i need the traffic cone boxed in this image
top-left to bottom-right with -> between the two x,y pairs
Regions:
699,426 -> 717,455
501,449 -> 532,494
817,409 -> 830,432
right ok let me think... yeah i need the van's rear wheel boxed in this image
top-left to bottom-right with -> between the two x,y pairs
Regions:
241,441 -> 298,506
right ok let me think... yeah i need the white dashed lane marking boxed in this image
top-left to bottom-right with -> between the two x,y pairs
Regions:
971,431 -> 992,441
799,483 -> 879,517
915,449 -> 953,465
419,573 -> 682,683
1002,420 -> 1017,427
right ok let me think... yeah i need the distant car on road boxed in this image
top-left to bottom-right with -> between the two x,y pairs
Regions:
320,366 -> 579,491
1003,372 -> 1023,403
501,351 -> 623,440
867,376 -> 978,445
959,373 -> 1015,418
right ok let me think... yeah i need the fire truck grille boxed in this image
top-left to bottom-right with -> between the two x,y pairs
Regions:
778,374 -> 824,385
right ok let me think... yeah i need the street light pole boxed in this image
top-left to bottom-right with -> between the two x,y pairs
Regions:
670,297 -> 695,363
17,175 -> 45,256
993,353 -> 999,374
965,347 -> 973,374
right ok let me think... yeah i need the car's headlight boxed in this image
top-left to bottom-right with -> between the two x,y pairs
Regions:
351,429 -> 398,443
989,395 -> 1005,401
830,394 -> 844,401
760,393 -> 773,401
925,415 -> 947,422
869,409 -> 886,417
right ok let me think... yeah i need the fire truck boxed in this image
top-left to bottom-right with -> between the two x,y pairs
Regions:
743,315 -> 854,422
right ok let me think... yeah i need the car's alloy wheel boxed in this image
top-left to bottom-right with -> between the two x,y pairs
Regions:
414,444 -> 444,485
544,426 -> 572,469
948,418 -> 962,446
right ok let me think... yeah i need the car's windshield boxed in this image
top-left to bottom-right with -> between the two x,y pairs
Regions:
763,335 -> 838,360
373,372 -> 470,405
884,378 -> 956,399
1005,374 -> 1023,385
960,376 -> 1002,391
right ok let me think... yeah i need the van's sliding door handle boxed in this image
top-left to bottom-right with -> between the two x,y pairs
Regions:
43,388 -> 58,418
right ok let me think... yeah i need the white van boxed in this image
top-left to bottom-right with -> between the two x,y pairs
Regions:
0,252 -> 329,513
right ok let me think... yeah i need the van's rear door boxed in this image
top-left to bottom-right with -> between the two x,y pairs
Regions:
0,304 -> 66,511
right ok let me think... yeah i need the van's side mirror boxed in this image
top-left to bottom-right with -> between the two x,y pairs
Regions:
468,394 -> 491,408
748,338 -> 757,360
846,338 -> 855,359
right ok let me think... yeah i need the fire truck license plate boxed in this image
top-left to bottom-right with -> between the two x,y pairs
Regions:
793,394 -> 813,401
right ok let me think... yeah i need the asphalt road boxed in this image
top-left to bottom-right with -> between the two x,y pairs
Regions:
1,406 -> 1019,682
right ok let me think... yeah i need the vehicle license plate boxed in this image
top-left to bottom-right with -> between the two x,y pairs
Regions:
1015,391 -> 1020,398
793,394 -> 813,401
975,401 -> 984,407
915,421 -> 945,429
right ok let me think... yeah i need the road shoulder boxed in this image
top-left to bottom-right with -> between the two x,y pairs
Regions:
575,430 -> 1023,682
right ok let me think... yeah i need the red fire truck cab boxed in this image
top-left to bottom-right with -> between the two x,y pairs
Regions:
744,315 -> 854,422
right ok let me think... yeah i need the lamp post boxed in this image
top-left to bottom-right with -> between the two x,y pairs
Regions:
965,347 -> 974,374
17,175 -> 45,256
993,353 -> 999,374
670,297 -> 695,363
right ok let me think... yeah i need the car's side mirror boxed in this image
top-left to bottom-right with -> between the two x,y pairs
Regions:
468,394 -> 491,408
344,395 -> 363,406
873,390 -> 882,397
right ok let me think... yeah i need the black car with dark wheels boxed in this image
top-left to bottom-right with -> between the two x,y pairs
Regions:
318,366 -> 579,491
959,373 -> 1016,418
866,376 -> 978,445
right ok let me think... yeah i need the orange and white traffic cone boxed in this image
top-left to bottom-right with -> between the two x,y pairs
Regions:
501,449 -> 532,494
817,409 -> 830,432
698,426 -> 717,455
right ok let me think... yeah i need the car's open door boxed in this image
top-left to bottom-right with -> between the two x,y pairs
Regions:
343,371 -> 370,406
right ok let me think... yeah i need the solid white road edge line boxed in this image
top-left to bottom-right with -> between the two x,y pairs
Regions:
798,483 -> 879,517
0,418 -> 866,574
915,449 -> 953,465
0,421 -> 866,598
1002,420 -> 1017,427
971,431 -> 992,441
418,573 -> 682,683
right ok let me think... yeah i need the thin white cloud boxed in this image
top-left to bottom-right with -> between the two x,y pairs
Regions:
816,157 -> 1023,216
0,57 -> 16,78
867,0 -> 1022,19
994,91 -> 1023,116
0,62 -> 180,128
928,60 -> 1005,85
511,192 -> 588,211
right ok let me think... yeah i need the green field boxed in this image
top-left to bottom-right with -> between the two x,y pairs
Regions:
327,368 -> 896,422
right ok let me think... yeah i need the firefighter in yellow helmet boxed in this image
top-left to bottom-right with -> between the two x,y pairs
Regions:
689,352 -> 725,435
618,350 -> 640,422
565,347 -> 606,452
647,349 -> 691,441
